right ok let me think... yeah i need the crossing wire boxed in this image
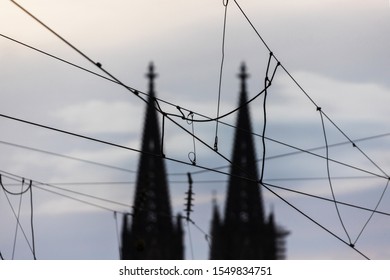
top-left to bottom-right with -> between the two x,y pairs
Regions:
12,179 -> 25,260
0,170 -> 213,260
214,0 -> 229,152
232,0 -> 389,179
1,169 -> 213,258
7,0 -> 389,259
319,108 -> 352,245
3,32 -> 387,183
0,176 -> 36,259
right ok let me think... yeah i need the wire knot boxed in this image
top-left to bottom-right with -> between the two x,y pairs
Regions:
176,106 -> 186,120
188,152 -> 196,165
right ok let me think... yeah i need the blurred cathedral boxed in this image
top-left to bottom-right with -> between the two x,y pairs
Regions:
120,63 -> 183,259
120,63 -> 288,260
209,63 -> 288,259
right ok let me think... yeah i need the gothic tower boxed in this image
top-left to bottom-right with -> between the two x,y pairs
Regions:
210,63 -> 287,259
121,63 -> 184,259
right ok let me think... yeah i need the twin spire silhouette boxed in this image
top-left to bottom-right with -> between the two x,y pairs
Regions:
120,62 -> 287,260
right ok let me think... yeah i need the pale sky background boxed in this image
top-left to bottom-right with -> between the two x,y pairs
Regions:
0,0 -> 389,260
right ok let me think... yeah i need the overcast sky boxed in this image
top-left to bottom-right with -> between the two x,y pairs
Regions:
1,0 -> 389,260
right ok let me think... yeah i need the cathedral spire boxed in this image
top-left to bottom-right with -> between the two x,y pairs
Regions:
121,63 -> 183,260
238,62 -> 249,96
224,62 -> 264,226
146,62 -> 157,95
210,63 -> 287,259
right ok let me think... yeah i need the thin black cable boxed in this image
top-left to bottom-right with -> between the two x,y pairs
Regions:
10,1 -> 96,64
144,97 -> 259,180
192,86 -> 269,123
10,119 -> 374,264
232,0 -> 388,180
29,181 -> 36,260
37,181 -> 211,259
259,79 -> 267,183
4,165 -> 390,222
263,181 -> 390,218
0,30 -> 270,134
161,112 -> 167,158
38,182 -> 130,209
18,176 -> 390,218
9,1 -> 116,85
32,181 -> 138,186
0,27 -> 277,173
182,131 -> 389,180
182,93 -> 376,260
0,30 -> 375,180
260,54 -> 273,183
0,178 -> 35,258
214,0 -> 229,151
232,1 -> 318,107
9,176 -> 390,218
185,89 -> 376,261
0,139 -> 136,174
232,0 -> 272,52
12,179 -> 25,260
0,23 -> 268,195
1,176 -> 36,259
265,175 -> 382,182
42,183 -> 211,256
260,54 -> 279,183
9,0 -> 147,106
187,112 -> 197,165
16,175 -> 383,186
159,104 -> 261,181
1,111 -> 388,259
0,125 -> 386,181
260,182 -> 370,259
0,170 -> 184,224
188,218 -> 212,249
321,111 -> 389,178
0,31 -> 267,127
1,169 -> 129,212
5,4 -> 388,183
9,0 -> 386,258
0,112 -> 251,180
354,178 -> 390,245
319,108 -> 352,245
12,107 -> 376,261
0,251 -> 4,260
1,175 -> 31,195
1,161 -> 381,260
1,9 -> 265,128
0,113 -> 252,181
34,184 -> 125,213
261,136 -> 388,180
0,33 -> 115,85
0,112 -> 148,160
234,0 -> 387,182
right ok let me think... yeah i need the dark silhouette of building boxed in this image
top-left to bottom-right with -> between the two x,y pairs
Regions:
121,63 -> 184,259
210,63 -> 287,259
120,62 -> 287,260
